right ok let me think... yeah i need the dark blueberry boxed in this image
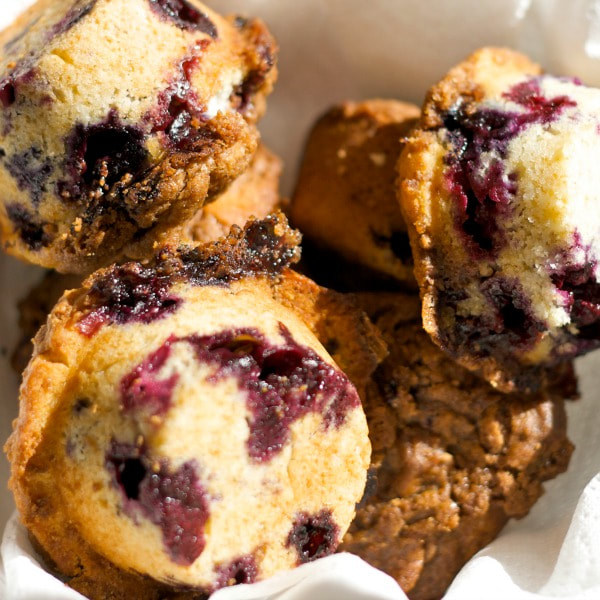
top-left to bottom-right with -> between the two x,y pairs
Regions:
214,555 -> 258,590
148,0 -> 217,37
59,110 -> 148,201
6,204 -> 50,250
0,78 -> 15,108
121,341 -> 179,417
231,71 -> 265,115
106,441 -> 209,565
50,1 -> 96,39
442,77 -> 576,257
76,263 -> 181,336
146,53 -> 213,151
446,277 -> 545,355
549,242 -> 600,333
286,510 -> 339,564
6,147 -> 53,205
106,442 -> 145,499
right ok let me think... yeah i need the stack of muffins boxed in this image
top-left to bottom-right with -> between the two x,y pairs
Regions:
2,2 -> 597,599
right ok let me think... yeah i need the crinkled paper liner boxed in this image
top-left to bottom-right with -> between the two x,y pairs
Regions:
2,0 -> 600,598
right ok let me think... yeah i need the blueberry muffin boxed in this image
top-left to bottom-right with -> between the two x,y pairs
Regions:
6,215 -> 371,599
186,144 -> 284,243
291,100 -> 420,288
399,47 -> 600,391
0,0 -> 277,273
340,292 -> 576,600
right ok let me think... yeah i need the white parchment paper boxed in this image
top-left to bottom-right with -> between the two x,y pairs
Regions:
1,1 -> 600,598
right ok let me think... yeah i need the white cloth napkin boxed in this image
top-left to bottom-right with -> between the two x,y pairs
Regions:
2,1 -> 600,598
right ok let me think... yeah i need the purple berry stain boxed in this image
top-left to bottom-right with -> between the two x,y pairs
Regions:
6,204 -> 50,249
442,76 -> 576,256
59,110 -> 148,201
549,235 -> 600,350
214,555 -> 258,590
121,341 -> 179,417
286,510 -> 339,564
106,441 -> 209,566
50,1 -> 97,39
148,0 -> 217,37
76,263 -> 181,336
184,325 -> 360,462
146,48 -> 213,152
440,276 -> 545,358
6,147 -> 53,205
118,325 -> 359,462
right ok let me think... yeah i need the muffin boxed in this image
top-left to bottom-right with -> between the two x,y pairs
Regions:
340,292 -> 576,600
185,143 -> 283,244
0,0 -> 277,273
291,100 -> 420,289
6,215 -> 371,599
399,47 -> 600,391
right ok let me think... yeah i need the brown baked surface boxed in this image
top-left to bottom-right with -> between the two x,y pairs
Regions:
185,144 -> 283,244
340,292 -> 577,600
291,99 -> 419,287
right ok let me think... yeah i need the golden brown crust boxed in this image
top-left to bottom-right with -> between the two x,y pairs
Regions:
339,292 -> 576,599
291,99 -> 419,287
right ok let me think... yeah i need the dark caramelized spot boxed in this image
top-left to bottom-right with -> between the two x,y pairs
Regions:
6,204 -> 50,250
6,147 -> 53,205
178,215 -> 302,285
148,0 -> 217,37
121,341 -> 179,417
76,263 -> 181,336
442,76 -> 576,257
214,555 -> 258,590
106,441 -> 209,565
287,510 -> 339,564
75,215 -> 298,335
59,110 -> 148,201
